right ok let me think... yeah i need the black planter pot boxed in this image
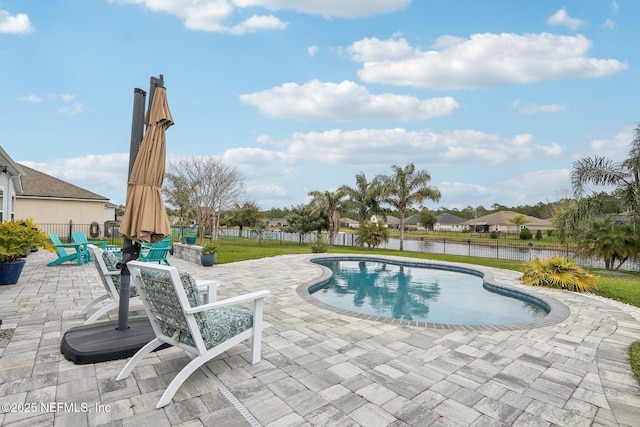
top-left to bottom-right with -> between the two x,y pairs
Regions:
0,260 -> 26,285
201,254 -> 216,267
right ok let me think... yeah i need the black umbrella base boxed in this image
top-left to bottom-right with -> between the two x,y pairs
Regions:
61,317 -> 167,365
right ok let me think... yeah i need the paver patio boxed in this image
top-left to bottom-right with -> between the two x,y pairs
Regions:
0,249 -> 639,426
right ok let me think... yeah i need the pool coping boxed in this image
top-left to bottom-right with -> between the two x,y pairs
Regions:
296,254 -> 570,332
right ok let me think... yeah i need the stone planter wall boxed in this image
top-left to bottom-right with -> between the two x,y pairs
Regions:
173,243 -> 203,265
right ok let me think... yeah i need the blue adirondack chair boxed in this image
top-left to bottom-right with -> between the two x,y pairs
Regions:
138,236 -> 171,265
47,232 -> 89,267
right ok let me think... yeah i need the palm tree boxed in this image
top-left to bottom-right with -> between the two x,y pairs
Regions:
570,125 -> 640,222
577,220 -> 638,270
508,214 -> 531,235
339,172 -> 385,226
377,163 -> 441,251
307,190 -> 346,246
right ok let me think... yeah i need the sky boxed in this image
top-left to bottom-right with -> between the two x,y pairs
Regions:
1,0 -> 638,212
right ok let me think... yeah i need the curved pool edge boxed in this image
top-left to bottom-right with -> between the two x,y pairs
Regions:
296,254 -> 570,332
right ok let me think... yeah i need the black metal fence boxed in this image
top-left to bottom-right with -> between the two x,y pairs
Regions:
38,221 -> 121,244
37,223 -> 640,271
221,227 -> 640,272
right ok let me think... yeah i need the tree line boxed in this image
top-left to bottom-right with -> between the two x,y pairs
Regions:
159,124 -> 640,269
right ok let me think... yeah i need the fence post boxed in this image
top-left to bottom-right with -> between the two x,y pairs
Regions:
443,238 -> 446,254
496,239 -> 499,258
467,239 -> 471,256
68,220 -> 73,242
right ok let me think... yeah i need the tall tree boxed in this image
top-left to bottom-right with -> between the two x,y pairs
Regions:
162,174 -> 192,238
165,156 -> 244,243
377,163 -> 441,251
307,189 -> 346,246
339,172 -> 385,226
225,201 -> 261,237
570,125 -> 640,221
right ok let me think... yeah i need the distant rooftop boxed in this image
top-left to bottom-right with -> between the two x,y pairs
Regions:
18,164 -> 109,201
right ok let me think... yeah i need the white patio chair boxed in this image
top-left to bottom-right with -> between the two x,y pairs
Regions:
81,245 -> 218,324
116,260 -> 269,408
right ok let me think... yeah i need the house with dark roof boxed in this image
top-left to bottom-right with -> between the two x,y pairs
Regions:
14,163 -> 110,235
434,213 -> 467,232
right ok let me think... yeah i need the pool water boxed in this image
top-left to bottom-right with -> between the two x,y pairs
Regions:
311,259 -> 548,325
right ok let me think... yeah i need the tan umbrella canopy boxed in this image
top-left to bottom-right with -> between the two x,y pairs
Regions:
119,86 -> 173,244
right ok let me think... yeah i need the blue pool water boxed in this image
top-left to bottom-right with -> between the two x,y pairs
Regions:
310,259 -> 548,325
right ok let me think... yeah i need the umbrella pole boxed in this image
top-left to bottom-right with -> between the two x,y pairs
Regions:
118,76 -> 165,331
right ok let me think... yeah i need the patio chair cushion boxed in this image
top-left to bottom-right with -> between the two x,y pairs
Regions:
102,250 -> 138,297
139,269 -> 253,349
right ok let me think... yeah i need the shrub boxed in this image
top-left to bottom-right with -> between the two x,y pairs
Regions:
535,229 -> 543,241
310,235 -> 328,253
490,231 -> 499,239
519,227 -> 533,240
355,223 -> 389,250
520,256 -> 597,292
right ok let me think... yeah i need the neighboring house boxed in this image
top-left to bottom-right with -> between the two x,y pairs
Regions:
371,215 -> 401,229
433,213 -> 467,232
14,164 -> 110,234
0,147 -> 23,222
339,217 -> 359,229
265,218 -> 288,228
404,214 -> 421,230
463,211 -> 552,234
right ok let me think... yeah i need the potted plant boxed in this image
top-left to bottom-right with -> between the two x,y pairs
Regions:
200,240 -> 218,267
0,218 -> 56,285
185,233 -> 197,245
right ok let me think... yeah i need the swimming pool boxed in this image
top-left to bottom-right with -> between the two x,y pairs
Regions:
308,257 -> 551,327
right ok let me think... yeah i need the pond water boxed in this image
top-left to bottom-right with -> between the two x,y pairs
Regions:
310,258 -> 548,326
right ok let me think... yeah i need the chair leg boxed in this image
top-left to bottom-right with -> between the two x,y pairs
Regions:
251,298 -> 265,364
84,301 -> 118,324
156,354 -> 209,408
116,338 -> 164,381
79,294 -> 110,314
83,297 -> 141,324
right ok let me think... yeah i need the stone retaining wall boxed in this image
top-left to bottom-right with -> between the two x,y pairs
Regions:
173,243 -> 203,265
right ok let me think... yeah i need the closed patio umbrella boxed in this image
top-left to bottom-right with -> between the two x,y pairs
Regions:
119,86 -> 172,244
61,76 -> 176,364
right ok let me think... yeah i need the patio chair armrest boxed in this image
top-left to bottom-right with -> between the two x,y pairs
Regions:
196,279 -> 219,304
185,290 -> 270,314
58,243 -> 86,250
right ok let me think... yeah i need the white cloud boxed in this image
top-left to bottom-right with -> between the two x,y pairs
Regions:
232,0 -> 411,18
547,9 -> 585,31
514,101 -> 568,114
58,103 -> 87,115
253,128 -> 564,167
588,127 -> 634,160
239,80 -> 460,121
602,19 -> 616,30
349,34 -> 626,90
111,0 -> 407,33
308,45 -> 318,57
0,10 -> 34,34
111,0 -> 286,33
18,95 -> 41,103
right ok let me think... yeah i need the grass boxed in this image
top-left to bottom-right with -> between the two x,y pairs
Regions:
630,342 -> 640,385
